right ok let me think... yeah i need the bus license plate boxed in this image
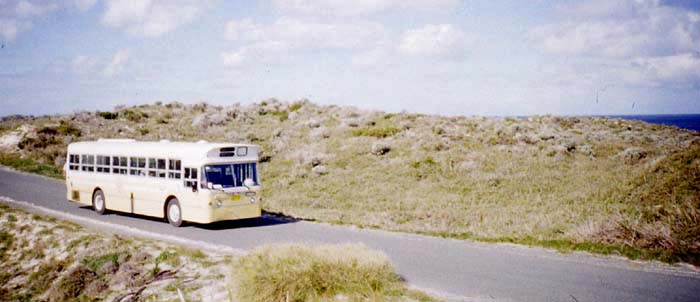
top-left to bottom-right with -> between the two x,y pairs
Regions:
230,195 -> 241,201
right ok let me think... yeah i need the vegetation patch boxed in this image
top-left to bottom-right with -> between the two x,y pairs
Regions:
351,126 -> 401,138
0,231 -> 13,261
98,111 -> 119,120
0,153 -> 63,179
234,243 -> 434,302
0,202 -> 238,302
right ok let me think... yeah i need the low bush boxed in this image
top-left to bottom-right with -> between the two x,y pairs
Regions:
0,154 -> 64,179
351,126 -> 400,138
17,135 -> 59,150
268,110 -> 289,122
0,231 -> 13,261
98,111 -> 118,120
57,121 -> 82,136
289,103 -> 303,112
234,243 -> 427,302
122,109 -> 148,122
36,121 -> 81,137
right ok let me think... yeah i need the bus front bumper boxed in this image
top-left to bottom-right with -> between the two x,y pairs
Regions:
184,202 -> 261,224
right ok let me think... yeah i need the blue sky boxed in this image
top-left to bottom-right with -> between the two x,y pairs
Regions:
0,0 -> 698,117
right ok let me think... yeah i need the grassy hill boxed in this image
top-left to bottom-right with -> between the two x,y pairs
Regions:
1,99 -> 698,264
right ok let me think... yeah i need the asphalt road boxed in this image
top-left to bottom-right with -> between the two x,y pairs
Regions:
1,168 -> 699,302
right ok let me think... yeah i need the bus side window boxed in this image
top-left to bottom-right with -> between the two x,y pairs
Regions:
168,159 -> 181,179
157,159 -> 166,178
148,158 -> 157,177
184,167 -> 198,188
112,156 -> 128,174
81,155 -> 95,172
69,154 -> 79,170
129,157 -> 146,176
96,155 -> 110,173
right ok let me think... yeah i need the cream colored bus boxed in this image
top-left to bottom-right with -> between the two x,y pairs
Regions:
64,139 -> 261,227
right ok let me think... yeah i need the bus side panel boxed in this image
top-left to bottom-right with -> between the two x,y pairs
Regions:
103,174 -> 131,213
179,185 -> 204,222
129,177 -> 166,218
66,172 -> 93,206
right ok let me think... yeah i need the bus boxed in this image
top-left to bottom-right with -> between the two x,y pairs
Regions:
64,139 -> 261,227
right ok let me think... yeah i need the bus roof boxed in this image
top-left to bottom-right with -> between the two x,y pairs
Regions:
67,139 -> 258,163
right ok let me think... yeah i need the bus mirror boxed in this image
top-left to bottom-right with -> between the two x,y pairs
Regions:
207,182 -> 213,190
243,178 -> 255,190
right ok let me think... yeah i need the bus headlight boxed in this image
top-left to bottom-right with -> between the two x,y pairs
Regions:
249,197 -> 256,204
215,199 -> 223,208
245,191 -> 256,197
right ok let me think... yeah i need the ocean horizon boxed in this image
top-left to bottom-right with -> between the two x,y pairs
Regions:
604,114 -> 700,132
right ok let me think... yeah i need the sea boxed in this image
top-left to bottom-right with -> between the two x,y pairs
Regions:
605,114 -> 700,132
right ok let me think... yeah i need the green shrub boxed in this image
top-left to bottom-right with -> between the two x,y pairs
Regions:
29,258 -> 72,296
38,122 -> 81,137
289,103 -> 303,112
234,244 -> 420,302
57,121 -> 81,136
0,154 -> 63,179
37,127 -> 58,135
351,126 -> 400,138
0,231 -> 13,261
17,134 -> 60,150
82,252 -> 122,272
50,265 -> 96,301
98,111 -> 118,120
269,110 -> 289,122
122,109 -> 148,122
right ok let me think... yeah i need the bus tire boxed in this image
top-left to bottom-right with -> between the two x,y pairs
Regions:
166,198 -> 183,227
92,189 -> 107,215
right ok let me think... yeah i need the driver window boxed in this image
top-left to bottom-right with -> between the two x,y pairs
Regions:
184,167 -> 198,188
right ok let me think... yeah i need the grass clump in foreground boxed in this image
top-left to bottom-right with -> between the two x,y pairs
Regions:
235,243 -> 435,302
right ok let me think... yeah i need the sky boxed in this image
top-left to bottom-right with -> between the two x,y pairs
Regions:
0,0 -> 698,117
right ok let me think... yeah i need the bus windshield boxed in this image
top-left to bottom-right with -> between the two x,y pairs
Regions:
204,163 -> 258,188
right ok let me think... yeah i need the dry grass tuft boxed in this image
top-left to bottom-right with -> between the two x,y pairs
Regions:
234,243 -> 433,302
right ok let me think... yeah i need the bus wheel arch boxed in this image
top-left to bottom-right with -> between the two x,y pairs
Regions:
164,196 -> 183,227
92,188 -> 107,215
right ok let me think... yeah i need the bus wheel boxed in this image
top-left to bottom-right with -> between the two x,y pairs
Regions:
166,198 -> 183,227
92,189 -> 107,215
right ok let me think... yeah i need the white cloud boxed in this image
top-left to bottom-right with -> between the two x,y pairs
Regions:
225,17 -> 386,50
529,0 -> 700,87
102,0 -> 213,37
0,0 -> 92,41
0,1 -> 44,42
74,0 -> 97,12
71,55 -> 99,74
625,52 -> 700,85
222,17 -> 387,66
14,0 -> 58,17
272,0 -> 460,17
530,1 -> 699,59
351,45 -> 391,68
224,18 -> 265,42
0,18 -> 27,41
103,49 -> 130,76
397,24 -> 471,58
221,49 -> 246,66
